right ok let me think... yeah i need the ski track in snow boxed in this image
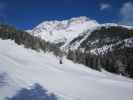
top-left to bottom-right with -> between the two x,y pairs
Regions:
0,39 -> 133,100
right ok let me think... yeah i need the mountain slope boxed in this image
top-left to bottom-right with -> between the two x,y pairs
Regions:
0,39 -> 133,100
66,25 -> 133,78
27,16 -> 133,78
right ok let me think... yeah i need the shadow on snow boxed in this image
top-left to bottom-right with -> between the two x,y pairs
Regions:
6,83 -> 58,100
0,72 -> 7,87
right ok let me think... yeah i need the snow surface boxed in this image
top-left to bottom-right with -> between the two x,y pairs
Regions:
0,39 -> 133,100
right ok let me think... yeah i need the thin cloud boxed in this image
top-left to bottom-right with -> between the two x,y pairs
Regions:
119,2 -> 133,26
100,3 -> 111,11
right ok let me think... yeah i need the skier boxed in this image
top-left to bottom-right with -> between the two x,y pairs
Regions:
59,59 -> 62,64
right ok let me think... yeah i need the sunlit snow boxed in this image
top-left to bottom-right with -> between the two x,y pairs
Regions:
0,39 -> 133,100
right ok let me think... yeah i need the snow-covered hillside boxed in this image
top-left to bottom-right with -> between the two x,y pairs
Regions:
28,16 -> 100,45
0,39 -> 133,100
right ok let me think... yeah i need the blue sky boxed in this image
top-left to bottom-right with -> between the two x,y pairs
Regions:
0,0 -> 132,29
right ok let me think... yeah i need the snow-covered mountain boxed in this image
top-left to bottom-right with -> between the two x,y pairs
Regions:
27,16 -> 133,78
28,16 -> 100,45
1,39 -> 133,100
28,16 -> 133,51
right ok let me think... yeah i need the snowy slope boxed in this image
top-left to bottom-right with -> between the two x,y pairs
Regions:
28,16 -> 100,45
0,39 -> 133,100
